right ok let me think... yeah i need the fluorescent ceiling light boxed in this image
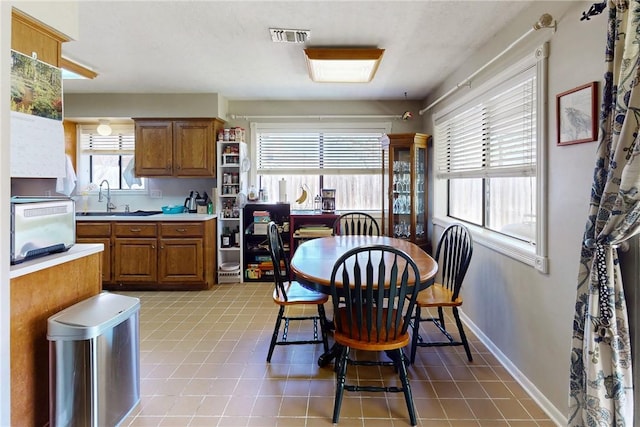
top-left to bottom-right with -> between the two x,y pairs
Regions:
304,48 -> 384,83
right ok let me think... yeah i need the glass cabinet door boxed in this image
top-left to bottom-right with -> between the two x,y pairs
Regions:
414,145 -> 426,242
382,133 -> 430,252
392,147 -> 412,238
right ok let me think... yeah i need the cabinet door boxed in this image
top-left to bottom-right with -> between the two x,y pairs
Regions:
77,237 -> 112,284
158,238 -> 204,283
174,120 -> 214,176
114,238 -> 157,282
135,120 -> 173,176
76,222 -> 112,284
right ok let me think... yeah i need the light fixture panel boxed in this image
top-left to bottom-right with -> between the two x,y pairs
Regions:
304,48 -> 384,83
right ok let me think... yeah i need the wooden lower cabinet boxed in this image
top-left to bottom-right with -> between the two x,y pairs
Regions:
159,238 -> 204,283
114,237 -> 158,283
159,222 -> 205,284
77,219 -> 216,290
76,222 -> 112,283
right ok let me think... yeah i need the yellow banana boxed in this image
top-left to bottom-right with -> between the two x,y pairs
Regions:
295,187 -> 308,204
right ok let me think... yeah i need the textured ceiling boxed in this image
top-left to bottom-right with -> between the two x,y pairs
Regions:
61,1 -> 537,101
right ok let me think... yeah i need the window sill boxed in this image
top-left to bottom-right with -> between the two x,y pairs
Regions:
433,216 -> 548,273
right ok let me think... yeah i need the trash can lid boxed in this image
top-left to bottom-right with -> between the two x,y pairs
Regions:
48,292 -> 140,341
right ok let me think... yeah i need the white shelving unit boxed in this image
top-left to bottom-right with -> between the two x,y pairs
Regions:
216,138 -> 248,284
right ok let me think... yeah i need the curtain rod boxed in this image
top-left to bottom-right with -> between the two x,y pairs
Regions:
418,13 -> 556,116
229,114 -> 402,120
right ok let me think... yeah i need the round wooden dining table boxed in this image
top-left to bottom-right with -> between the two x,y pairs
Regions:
290,235 -> 438,366
290,235 -> 438,292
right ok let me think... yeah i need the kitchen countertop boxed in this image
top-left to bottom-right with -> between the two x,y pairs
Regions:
10,243 -> 104,279
75,213 -> 217,221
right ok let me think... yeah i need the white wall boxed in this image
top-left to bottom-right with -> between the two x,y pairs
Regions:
1,3 -> 11,424
64,93 -> 224,118
422,1 -> 606,423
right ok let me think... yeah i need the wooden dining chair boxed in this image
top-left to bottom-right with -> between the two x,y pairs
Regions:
332,212 -> 380,236
265,221 -> 330,363
410,223 -> 474,364
329,244 -> 421,426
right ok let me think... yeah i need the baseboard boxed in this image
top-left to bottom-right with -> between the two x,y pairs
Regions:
459,311 -> 565,426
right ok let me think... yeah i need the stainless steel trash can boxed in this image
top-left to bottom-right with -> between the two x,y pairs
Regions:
47,292 -> 140,427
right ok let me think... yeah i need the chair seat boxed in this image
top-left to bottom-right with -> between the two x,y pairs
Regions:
333,307 -> 410,351
416,283 -> 463,307
273,281 -> 329,305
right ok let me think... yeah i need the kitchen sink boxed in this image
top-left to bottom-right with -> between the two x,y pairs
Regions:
76,210 -> 163,217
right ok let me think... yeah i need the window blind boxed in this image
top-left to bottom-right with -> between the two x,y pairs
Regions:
256,125 -> 388,175
79,124 -> 135,155
435,66 -> 536,179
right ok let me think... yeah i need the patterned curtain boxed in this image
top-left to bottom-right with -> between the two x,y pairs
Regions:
568,1 -> 640,425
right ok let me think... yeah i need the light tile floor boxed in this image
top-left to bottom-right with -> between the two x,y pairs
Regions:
119,283 -> 557,427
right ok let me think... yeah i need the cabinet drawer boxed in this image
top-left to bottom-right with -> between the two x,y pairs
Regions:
76,222 -> 112,237
160,222 -> 204,237
114,223 -> 157,237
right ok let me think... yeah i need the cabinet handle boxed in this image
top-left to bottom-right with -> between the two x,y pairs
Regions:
175,228 -> 187,232
129,228 -> 142,232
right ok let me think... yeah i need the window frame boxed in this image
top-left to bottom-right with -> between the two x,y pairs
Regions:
432,44 -> 548,273
75,123 -> 147,195
250,121 -> 392,212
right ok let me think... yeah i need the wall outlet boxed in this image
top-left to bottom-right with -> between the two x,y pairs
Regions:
150,189 -> 162,199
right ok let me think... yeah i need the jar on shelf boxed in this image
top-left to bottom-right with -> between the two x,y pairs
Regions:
314,195 -> 322,213
247,185 -> 258,201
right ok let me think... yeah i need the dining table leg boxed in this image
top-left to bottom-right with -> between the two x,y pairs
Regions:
318,343 -> 343,367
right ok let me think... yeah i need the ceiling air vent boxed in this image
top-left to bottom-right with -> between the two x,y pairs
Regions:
269,28 -> 310,44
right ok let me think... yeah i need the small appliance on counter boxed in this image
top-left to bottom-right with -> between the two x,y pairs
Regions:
10,196 -> 76,264
184,190 -> 200,213
321,188 -> 336,213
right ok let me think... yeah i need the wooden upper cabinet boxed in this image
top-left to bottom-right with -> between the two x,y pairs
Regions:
135,120 -> 174,176
134,118 -> 223,177
174,120 -> 215,176
11,9 -> 69,67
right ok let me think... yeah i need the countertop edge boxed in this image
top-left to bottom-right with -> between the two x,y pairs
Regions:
10,243 -> 104,279
75,213 -> 217,221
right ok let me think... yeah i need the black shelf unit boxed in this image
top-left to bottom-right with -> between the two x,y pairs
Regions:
243,203 -> 290,282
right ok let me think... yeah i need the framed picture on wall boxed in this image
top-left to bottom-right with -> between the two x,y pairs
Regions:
556,82 -> 598,146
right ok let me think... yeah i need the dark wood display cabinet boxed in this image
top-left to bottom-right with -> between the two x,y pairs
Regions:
243,203 -> 290,282
382,133 -> 431,253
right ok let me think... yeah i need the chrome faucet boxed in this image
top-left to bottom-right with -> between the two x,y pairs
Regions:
98,179 -> 116,212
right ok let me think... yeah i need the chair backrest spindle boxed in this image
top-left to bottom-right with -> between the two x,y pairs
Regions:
329,244 -> 421,345
435,224 -> 473,301
267,221 -> 290,301
333,212 -> 380,236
